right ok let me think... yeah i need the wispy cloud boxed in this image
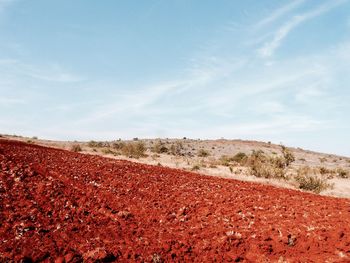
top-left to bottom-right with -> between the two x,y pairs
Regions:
255,0 -> 305,29
0,59 -> 83,83
258,0 -> 348,58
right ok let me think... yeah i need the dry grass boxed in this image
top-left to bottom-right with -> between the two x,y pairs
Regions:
151,140 -> 168,154
121,141 -> 147,158
197,149 -> 210,157
295,166 -> 333,193
247,150 -> 288,180
70,144 -> 82,152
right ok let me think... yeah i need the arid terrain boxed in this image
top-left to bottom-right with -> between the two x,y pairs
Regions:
2,134 -> 350,198
1,138 -> 350,262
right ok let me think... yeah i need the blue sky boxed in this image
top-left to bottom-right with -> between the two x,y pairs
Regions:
0,0 -> 350,156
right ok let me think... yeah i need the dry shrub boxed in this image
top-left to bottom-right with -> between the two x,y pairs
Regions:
70,144 -> 82,152
88,140 -> 108,148
318,167 -> 336,179
101,148 -> 117,155
232,152 -> 248,164
191,165 -> 200,171
122,141 -> 146,158
317,167 -> 348,179
295,167 -> 332,193
247,150 -> 287,179
219,155 -> 232,166
281,145 -> 295,167
319,157 -> 327,163
152,140 -> 168,154
219,152 -> 248,166
246,146 -> 296,180
169,141 -> 183,156
336,168 -> 349,179
197,149 -> 210,157
112,141 -> 125,150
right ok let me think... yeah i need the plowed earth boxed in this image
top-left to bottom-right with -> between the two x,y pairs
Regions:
1,140 -> 350,262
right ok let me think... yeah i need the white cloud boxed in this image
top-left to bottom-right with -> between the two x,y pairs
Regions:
0,59 -> 83,83
258,0 -> 348,58
255,0 -> 305,29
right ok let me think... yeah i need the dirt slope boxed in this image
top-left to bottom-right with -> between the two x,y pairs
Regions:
1,139 -> 350,262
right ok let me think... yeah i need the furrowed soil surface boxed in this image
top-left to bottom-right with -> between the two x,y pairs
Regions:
1,139 -> 350,262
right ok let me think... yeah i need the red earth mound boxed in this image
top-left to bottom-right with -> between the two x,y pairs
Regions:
1,139 -> 350,262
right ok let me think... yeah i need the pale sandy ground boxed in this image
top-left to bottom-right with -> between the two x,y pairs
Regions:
2,135 -> 350,199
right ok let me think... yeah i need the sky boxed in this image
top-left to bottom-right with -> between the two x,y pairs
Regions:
0,0 -> 350,156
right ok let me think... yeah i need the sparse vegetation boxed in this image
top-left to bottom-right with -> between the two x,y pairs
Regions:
191,165 -> 200,171
88,140 -> 103,148
112,141 -> 125,150
152,140 -> 168,154
336,168 -> 349,179
71,144 -> 82,152
121,141 -> 146,158
294,166 -> 333,193
281,145 -> 295,167
169,141 -> 183,156
197,149 -> 210,157
247,150 -> 287,179
6,135 -> 350,197
232,152 -> 248,164
319,157 -> 327,163
219,155 -> 232,166
218,153 -> 248,166
102,148 -> 117,155
245,145 -> 295,180
318,167 -> 334,177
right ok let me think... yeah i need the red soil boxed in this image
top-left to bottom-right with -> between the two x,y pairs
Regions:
1,139 -> 350,262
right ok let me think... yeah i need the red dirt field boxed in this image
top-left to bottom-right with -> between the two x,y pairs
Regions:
1,139 -> 350,262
